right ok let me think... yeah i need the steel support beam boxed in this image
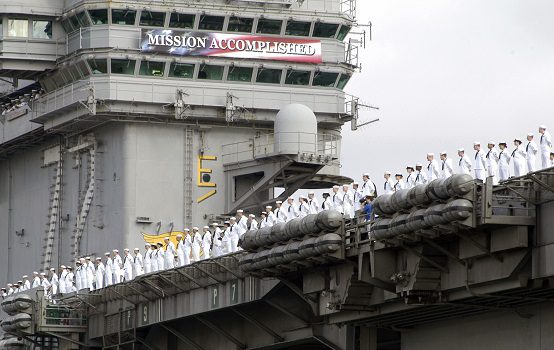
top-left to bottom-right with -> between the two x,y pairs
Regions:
195,316 -> 247,349
232,308 -> 285,342
161,324 -> 205,350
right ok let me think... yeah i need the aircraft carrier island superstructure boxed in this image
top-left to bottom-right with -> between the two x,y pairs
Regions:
2,1 -> 554,350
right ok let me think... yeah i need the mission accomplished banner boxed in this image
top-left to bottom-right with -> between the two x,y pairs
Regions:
141,29 -> 322,63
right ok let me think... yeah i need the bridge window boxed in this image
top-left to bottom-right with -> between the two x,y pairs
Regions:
256,19 -> 282,35
111,59 -> 136,75
112,9 -> 137,25
336,73 -> 351,89
32,20 -> 52,39
88,59 -> 108,74
336,25 -> 351,41
76,11 -> 91,27
199,15 -> 224,31
256,68 -> 282,84
313,72 -> 339,87
169,63 -> 195,78
198,65 -> 224,80
285,69 -> 311,85
227,66 -> 253,83
227,17 -> 253,33
169,13 -> 195,29
140,11 -> 166,27
139,61 -> 165,77
313,22 -> 339,38
88,9 -> 109,25
285,20 -> 311,37
8,19 -> 28,37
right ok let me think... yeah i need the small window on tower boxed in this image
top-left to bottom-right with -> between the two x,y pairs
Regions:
111,9 -> 137,25
8,19 -> 29,37
111,59 -> 136,75
313,72 -> 339,87
285,20 -> 311,37
227,67 -> 253,83
139,61 -> 165,77
336,73 -> 351,89
198,15 -> 224,31
140,11 -> 166,27
88,59 -> 108,74
198,65 -> 224,80
88,9 -> 109,25
336,25 -> 351,41
285,69 -> 311,85
313,22 -> 339,38
169,63 -> 195,79
256,19 -> 282,35
32,21 -> 52,39
256,68 -> 282,84
227,17 -> 253,33
169,13 -> 195,29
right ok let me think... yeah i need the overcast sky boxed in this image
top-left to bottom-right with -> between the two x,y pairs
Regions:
340,0 -> 554,183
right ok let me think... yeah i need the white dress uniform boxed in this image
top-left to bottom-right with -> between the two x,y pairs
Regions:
105,257 -> 113,286
65,271 -> 75,292
405,173 -> 416,189
341,191 -> 354,218
86,261 -> 95,289
414,171 -> 427,185
383,179 -> 394,194
74,267 -> 82,290
156,248 -> 165,271
58,271 -> 67,294
192,231 -> 203,260
274,207 -> 287,223
539,130 -> 552,169
285,204 -> 299,221
440,158 -> 454,178
144,248 -> 152,273
184,235 -> 193,263
458,155 -> 472,175
297,201 -> 310,218
393,180 -> 406,192
50,272 -> 59,295
308,197 -> 320,214
360,179 -> 377,197
485,147 -> 500,185
266,211 -> 276,226
321,197 -> 331,211
176,240 -> 186,267
222,227 -> 233,253
526,139 -> 538,172
498,149 -> 511,181
32,275 -> 41,289
134,252 -> 144,277
473,149 -> 487,180
228,225 -> 239,253
123,254 -> 133,281
150,250 -> 159,272
352,190 -> 364,211
511,145 -> 527,177
237,216 -> 248,236
23,279 -> 30,291
202,231 -> 212,259
113,254 -> 123,283
95,262 -> 105,289
248,219 -> 259,230
212,227 -> 224,257
164,241 -> 176,269
426,160 -> 440,181
80,264 -> 88,290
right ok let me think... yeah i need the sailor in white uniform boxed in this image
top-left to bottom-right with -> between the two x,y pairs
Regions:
405,166 -> 416,188
32,271 -> 41,289
211,223 -> 224,258
49,268 -> 59,295
393,174 -> 406,192
22,275 -> 31,291
331,185 -> 344,212
57,269 -> 66,294
95,257 -> 105,289
360,173 -> 377,197
40,273 -> 51,292
307,191 -> 320,214
143,243 -> 152,273
341,185 -> 354,218
259,213 -> 270,228
285,197 -> 298,221
247,214 -> 258,230
164,237 -> 176,269
112,250 -> 123,283
297,196 -> 310,218
352,183 -> 364,211
321,193 -> 331,211
122,249 -> 133,281
511,138 -> 527,177
104,252 -> 113,286
202,226 -> 212,259
85,257 -> 95,289
236,209 -> 249,238
226,220 -> 239,253
175,234 -> 186,267
74,262 -> 82,290
383,172 -> 394,194
473,142 -> 487,181
414,164 -> 427,185
265,206 -> 276,226
150,244 -> 159,272
497,142 -> 511,181
485,141 -> 500,184
66,267 -> 75,293
192,227 -> 203,261
426,153 -> 440,181
156,243 -> 165,270
539,125 -> 552,169
222,221 -> 233,252
133,248 -> 144,277
525,133 -> 538,173
439,152 -> 454,178
79,258 -> 88,290
183,229 -> 193,265
457,148 -> 472,175
273,201 -> 288,223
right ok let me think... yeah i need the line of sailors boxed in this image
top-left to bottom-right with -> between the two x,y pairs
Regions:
378,125 -> 553,192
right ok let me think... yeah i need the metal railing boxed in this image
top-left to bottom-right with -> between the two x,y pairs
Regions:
221,132 -> 340,164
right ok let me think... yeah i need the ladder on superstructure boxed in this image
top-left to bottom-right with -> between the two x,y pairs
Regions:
183,128 -> 194,229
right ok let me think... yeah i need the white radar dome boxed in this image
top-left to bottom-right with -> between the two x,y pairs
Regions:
274,104 -> 318,155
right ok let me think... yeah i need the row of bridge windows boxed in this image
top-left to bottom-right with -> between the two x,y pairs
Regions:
62,9 -> 351,40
